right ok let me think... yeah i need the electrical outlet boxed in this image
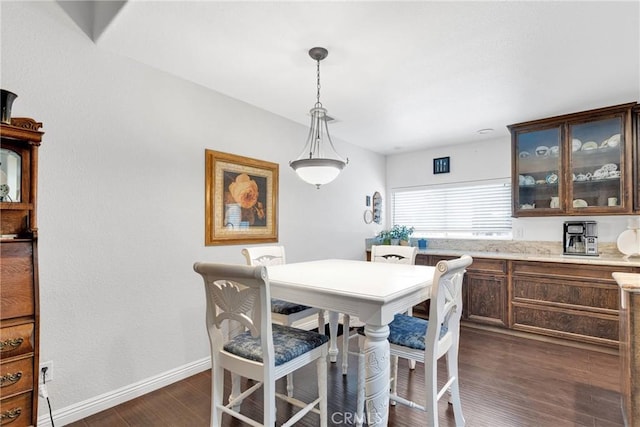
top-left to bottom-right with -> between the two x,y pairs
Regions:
514,227 -> 524,239
39,360 -> 53,383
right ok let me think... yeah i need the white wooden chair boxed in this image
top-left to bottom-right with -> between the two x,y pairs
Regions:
341,245 -> 418,374
193,262 -> 328,427
242,245 -> 325,397
355,255 -> 473,427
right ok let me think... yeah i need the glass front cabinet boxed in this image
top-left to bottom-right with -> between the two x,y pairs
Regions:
509,103 -> 636,217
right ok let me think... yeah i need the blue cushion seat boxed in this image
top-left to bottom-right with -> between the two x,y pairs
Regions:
224,324 -> 329,366
271,298 -> 312,315
356,313 -> 447,350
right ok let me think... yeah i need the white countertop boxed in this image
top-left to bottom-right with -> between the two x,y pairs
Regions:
415,248 -> 640,267
612,272 -> 640,292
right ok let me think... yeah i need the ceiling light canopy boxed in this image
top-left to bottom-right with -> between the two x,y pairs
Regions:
290,47 -> 348,189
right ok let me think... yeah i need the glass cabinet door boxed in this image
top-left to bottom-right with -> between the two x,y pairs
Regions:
568,117 -> 624,211
514,126 -> 562,213
0,147 -> 22,202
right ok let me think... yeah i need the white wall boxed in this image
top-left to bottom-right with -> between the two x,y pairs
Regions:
1,1 -> 385,421
386,136 -> 635,242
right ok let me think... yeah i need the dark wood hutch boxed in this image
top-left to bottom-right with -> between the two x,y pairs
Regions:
1,117 -> 44,426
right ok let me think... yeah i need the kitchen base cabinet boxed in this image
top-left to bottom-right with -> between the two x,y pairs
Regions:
415,255 -> 508,327
371,250 -> 640,348
511,261 -> 636,348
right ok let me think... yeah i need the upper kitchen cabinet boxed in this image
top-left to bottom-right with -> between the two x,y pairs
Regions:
509,102 -> 636,217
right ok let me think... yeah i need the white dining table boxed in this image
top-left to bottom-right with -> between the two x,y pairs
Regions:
267,259 -> 435,426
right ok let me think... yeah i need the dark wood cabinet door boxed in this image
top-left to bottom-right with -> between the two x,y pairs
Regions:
465,273 -> 507,327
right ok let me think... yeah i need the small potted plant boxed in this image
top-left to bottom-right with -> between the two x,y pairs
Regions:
376,229 -> 392,245
389,224 -> 414,245
377,225 -> 414,245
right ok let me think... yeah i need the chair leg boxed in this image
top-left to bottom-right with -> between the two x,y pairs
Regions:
286,373 -> 294,398
317,352 -> 328,427
342,314 -> 351,375
390,355 -> 398,406
211,364 -> 224,427
425,355 -> 439,427
264,376 -> 277,426
355,341 -> 365,427
446,352 -> 465,426
230,373 -> 241,411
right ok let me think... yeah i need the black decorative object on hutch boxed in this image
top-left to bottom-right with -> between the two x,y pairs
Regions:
509,102 -> 636,217
1,115 -> 44,427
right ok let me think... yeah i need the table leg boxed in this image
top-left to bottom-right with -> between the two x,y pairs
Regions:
363,323 -> 390,426
328,311 -> 339,362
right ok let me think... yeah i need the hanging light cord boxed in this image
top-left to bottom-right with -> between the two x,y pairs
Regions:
308,56 -> 323,159
315,56 -> 322,108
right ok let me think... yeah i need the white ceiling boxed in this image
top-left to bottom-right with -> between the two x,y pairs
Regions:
68,1 -> 640,154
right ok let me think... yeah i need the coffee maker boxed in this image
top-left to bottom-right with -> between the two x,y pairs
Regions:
563,221 -> 598,256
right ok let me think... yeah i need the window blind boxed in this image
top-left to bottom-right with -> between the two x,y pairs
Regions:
392,180 -> 512,238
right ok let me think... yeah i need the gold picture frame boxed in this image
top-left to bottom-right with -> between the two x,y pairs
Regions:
205,150 -> 278,245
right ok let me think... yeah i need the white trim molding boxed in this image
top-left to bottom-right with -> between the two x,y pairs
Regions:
38,357 -> 211,427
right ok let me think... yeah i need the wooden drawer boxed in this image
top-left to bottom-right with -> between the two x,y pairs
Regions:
512,276 -> 619,313
0,242 -> 34,320
0,211 -> 29,236
512,260 -> 637,281
0,324 -> 34,359
466,258 -> 506,274
0,392 -> 33,427
0,357 -> 33,399
512,303 -> 619,347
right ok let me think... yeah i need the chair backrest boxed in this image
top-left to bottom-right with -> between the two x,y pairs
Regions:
370,245 -> 418,265
426,255 -> 473,358
193,262 -> 276,367
242,245 -> 286,266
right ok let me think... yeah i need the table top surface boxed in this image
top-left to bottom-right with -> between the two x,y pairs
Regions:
267,259 -> 435,303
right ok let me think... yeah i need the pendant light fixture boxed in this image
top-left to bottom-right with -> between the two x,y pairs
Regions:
290,47 -> 348,189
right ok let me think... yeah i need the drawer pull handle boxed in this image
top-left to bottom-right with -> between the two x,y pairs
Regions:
0,372 -> 22,387
0,407 -> 22,425
0,338 -> 24,352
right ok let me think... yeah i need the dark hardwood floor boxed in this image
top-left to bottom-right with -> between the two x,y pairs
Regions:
68,327 -> 623,426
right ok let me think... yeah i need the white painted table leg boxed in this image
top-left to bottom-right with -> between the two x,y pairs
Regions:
363,323 -> 390,426
328,310 -> 339,363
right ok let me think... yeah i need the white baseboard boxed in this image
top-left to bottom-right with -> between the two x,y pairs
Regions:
37,357 -> 211,427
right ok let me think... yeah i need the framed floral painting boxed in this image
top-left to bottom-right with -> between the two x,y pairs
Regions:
205,150 -> 278,245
